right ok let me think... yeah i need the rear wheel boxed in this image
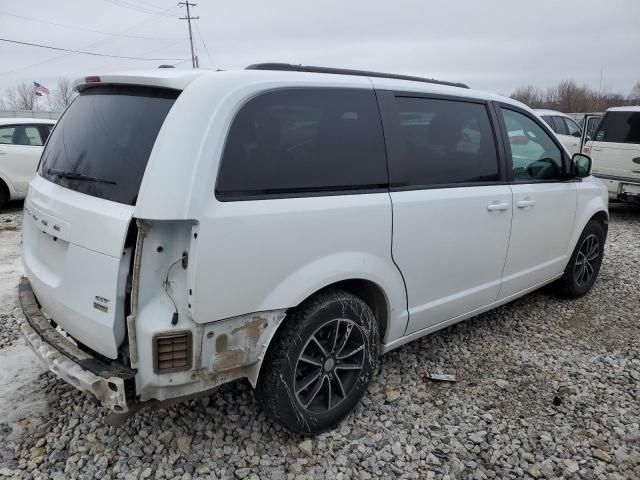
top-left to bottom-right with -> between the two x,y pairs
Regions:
0,181 -> 8,210
556,220 -> 606,298
256,289 -> 379,434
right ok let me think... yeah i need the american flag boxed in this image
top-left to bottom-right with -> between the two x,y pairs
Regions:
34,82 -> 49,96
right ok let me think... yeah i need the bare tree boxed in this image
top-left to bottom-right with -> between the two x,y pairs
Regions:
511,80 -> 637,113
51,78 -> 76,111
4,82 -> 37,111
630,81 -> 640,104
510,85 -> 545,108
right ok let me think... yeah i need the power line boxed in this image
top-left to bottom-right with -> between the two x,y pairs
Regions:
0,38 -> 188,61
195,22 -> 213,68
0,14 -> 178,76
178,2 -> 199,69
0,11 -> 184,40
93,38 -> 188,71
128,0 -> 177,13
101,0 -> 176,17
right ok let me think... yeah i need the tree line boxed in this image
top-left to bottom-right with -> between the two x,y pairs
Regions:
3,77 -> 639,114
511,80 -> 640,113
1,78 -> 77,113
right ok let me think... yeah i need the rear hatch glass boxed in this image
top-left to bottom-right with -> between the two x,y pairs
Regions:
40,85 -> 179,205
595,111 -> 640,144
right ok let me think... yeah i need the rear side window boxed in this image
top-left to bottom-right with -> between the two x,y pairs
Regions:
551,116 -> 568,135
41,124 -> 54,142
215,88 -> 387,199
595,111 -> 640,144
0,125 -> 43,146
541,116 -> 555,131
40,86 -> 178,205
387,97 -> 499,187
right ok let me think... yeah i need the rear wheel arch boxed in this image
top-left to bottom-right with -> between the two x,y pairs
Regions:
304,278 -> 389,344
256,287 -> 380,433
249,278 -> 389,390
0,178 -> 9,209
590,210 -> 609,234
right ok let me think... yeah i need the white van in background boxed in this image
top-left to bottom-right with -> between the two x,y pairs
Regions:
0,118 -> 56,209
536,109 -> 583,155
585,106 -> 640,204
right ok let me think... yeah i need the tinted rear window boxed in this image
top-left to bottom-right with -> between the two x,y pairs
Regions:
215,88 -> 387,199
40,86 -> 178,205
595,111 -> 640,144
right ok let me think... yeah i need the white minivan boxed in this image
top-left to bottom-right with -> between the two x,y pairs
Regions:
0,118 -> 56,209
20,65 -> 608,434
584,106 -> 640,204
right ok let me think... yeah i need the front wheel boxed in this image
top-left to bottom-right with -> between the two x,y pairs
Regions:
556,220 -> 606,298
256,289 -> 379,434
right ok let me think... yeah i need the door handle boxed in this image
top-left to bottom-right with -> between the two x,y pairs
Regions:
516,199 -> 536,208
592,148 -> 602,152
487,202 -> 510,212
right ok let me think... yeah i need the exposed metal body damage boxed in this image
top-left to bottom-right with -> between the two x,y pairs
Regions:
126,220 -> 287,403
200,310 -> 286,387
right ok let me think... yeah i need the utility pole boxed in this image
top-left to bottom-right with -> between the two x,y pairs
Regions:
178,1 -> 199,69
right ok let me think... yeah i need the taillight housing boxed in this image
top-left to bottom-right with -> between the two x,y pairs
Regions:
582,146 -> 591,154
153,332 -> 192,374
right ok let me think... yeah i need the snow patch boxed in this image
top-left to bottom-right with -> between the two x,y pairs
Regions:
0,225 -> 22,309
0,341 -> 48,438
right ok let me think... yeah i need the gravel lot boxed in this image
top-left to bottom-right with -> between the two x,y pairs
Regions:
0,201 -> 638,480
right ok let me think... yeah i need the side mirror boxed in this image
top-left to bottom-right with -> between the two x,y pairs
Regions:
527,158 -> 560,180
571,153 -> 592,178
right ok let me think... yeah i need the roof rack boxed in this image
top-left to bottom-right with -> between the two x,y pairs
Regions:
246,63 -> 469,89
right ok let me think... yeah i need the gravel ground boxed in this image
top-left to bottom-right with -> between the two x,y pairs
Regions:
0,201 -> 638,480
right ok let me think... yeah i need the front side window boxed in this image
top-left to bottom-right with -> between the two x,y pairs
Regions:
564,118 -> 582,137
216,88 -> 387,199
586,117 -> 601,139
0,125 -> 43,146
40,86 -> 178,206
595,111 -> 640,144
389,97 -> 499,186
501,108 -> 564,182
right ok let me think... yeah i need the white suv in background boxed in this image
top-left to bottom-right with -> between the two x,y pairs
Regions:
0,118 -> 56,209
585,106 -> 640,204
536,109 -> 583,155
19,65 -> 608,434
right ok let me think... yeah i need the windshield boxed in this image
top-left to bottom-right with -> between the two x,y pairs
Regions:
40,85 -> 178,205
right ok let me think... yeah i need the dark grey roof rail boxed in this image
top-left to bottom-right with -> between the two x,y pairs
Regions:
246,63 -> 469,89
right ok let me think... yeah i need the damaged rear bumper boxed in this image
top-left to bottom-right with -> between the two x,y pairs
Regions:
18,276 -> 135,413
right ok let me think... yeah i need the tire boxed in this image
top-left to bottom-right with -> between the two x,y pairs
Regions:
256,289 -> 380,434
555,220 -> 606,298
0,181 -> 8,211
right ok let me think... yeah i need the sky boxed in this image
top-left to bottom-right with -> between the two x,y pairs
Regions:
1,0 -> 639,108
